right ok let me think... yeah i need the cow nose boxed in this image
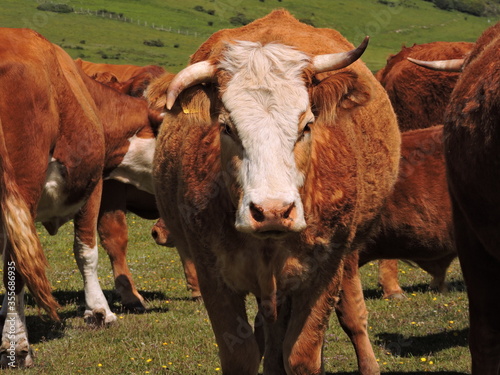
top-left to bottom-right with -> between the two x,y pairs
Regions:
249,200 -> 299,234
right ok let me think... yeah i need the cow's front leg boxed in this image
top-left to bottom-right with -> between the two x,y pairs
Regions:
0,255 -> 32,368
335,251 -> 380,375
378,259 -> 405,299
197,267 -> 260,375
283,256 -> 344,375
74,181 -> 116,326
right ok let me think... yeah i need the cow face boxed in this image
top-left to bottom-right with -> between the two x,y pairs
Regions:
217,42 -> 312,238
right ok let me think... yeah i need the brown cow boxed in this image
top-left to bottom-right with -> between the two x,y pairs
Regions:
359,125 -> 455,297
373,41 -> 473,298
148,10 -> 400,375
76,60 -> 168,311
75,59 -> 165,98
0,28 -> 158,367
375,41 -> 473,132
443,22 -> 500,374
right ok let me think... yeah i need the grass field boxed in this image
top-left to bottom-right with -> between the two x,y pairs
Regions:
0,0 -> 487,373
0,216 -> 470,375
0,0 -> 497,72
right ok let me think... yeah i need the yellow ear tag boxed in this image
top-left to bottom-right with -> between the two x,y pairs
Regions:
182,105 -> 200,114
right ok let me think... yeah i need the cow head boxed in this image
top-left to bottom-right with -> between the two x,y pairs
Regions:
159,38 -> 368,239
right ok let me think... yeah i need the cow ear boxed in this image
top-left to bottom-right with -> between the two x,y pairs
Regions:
311,71 -> 372,115
146,73 -> 176,112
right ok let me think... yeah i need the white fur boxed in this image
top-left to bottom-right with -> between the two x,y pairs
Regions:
107,135 -> 155,194
73,236 -> 116,324
219,41 -> 310,231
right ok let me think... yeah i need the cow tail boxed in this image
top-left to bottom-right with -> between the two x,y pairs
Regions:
0,119 -> 60,320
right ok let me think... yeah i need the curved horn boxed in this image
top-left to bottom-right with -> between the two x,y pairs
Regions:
166,60 -> 217,110
407,57 -> 464,72
312,36 -> 369,74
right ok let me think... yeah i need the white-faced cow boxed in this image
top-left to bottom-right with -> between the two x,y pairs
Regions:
442,22 -> 500,374
148,10 -> 400,375
0,28 -> 158,366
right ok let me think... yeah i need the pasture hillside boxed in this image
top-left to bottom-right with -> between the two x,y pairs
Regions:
0,1 -> 491,374
0,0 -> 497,72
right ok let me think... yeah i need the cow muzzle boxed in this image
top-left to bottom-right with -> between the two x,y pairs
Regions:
236,199 -> 306,239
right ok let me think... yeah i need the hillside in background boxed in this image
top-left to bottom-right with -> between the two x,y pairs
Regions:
1,0 -> 497,72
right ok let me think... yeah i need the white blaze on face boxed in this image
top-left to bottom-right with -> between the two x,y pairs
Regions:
219,41 -> 310,233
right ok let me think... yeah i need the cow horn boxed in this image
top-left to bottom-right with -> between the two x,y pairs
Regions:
312,36 -> 369,74
407,57 -> 464,72
166,60 -> 217,110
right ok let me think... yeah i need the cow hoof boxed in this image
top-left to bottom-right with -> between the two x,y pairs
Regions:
0,338 -> 34,368
122,301 -> 147,314
383,293 -> 407,300
84,308 -> 117,327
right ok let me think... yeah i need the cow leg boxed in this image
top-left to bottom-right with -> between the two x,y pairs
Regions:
0,250 -> 32,368
197,266 -> 260,375
335,251 -> 380,375
177,250 -> 201,300
74,181 -> 116,326
281,257 -> 344,375
415,253 -> 456,293
261,296 -> 290,375
453,213 -> 500,374
378,259 -> 405,299
98,181 -> 145,312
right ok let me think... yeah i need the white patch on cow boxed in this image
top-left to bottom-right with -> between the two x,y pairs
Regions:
107,135 -> 155,195
74,236 -> 117,324
219,41 -> 309,232
36,157 -> 84,234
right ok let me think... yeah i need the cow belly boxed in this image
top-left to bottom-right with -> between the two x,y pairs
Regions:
36,158 -> 84,234
107,135 -> 155,194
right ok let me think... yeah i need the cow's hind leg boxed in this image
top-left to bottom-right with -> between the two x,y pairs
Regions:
335,252 -> 380,375
74,181 -> 117,326
415,253 -> 456,293
99,180 -> 145,312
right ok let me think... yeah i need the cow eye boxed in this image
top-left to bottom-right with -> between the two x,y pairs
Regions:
222,122 -> 233,136
303,122 -> 312,135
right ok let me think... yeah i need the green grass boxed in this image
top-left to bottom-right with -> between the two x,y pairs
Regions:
1,0 -> 497,72
0,1 -> 481,373
0,215 -> 470,374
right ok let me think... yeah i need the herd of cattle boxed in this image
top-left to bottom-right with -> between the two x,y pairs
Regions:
0,9 -> 498,374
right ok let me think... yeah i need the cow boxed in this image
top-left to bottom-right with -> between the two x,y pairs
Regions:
359,125 -> 456,298
375,41 -> 474,132
76,60 -> 169,311
147,10 -> 400,375
0,28 -> 158,367
372,41 -> 473,298
75,59 -> 165,98
441,22 -> 500,374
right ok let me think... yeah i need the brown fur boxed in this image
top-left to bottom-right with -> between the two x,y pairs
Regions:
443,22 -> 500,374
359,126 -> 455,295
150,10 -> 400,375
76,59 -> 166,98
0,27 -> 159,364
373,41 -> 473,297
376,41 -> 474,131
